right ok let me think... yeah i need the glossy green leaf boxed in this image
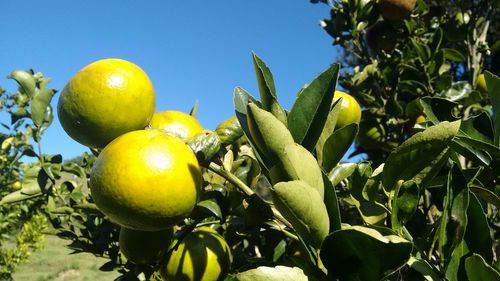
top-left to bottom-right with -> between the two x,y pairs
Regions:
350,162 -> 372,202
382,121 -> 460,191
485,71 -> 500,146
234,266 -> 309,281
287,64 -> 339,151
8,70 -> 36,97
315,98 -> 341,165
407,257 -> 441,281
328,163 -> 357,187
320,226 -> 413,281
252,53 -> 287,124
451,112 -> 500,165
187,130 -> 222,163
443,48 -> 466,62
233,87 -> 269,168
420,97 -> 457,124
465,193 -> 493,263
196,199 -> 222,219
391,181 -> 419,233
215,115 -> 243,144
323,173 -> 341,232
321,123 -> 358,173
271,180 -> 329,248
465,254 -> 500,281
438,166 -> 470,260
470,185 -> 500,208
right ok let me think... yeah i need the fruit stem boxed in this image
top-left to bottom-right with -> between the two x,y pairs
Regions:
207,162 -> 293,229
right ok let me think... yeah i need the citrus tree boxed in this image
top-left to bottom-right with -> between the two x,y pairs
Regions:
0,1 -> 499,281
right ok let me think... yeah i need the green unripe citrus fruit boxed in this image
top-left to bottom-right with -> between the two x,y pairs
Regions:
58,58 -> 155,148
160,227 -> 232,281
90,129 -> 201,231
357,118 -> 386,149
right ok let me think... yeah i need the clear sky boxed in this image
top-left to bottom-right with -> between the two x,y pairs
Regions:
0,1 -> 338,159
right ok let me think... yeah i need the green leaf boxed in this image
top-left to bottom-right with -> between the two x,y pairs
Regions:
196,199 -> 222,219
272,240 -> 286,262
271,180 -> 329,248
323,173 -> 341,232
420,97 -> 457,124
465,193 -> 493,263
443,48 -> 466,62
350,162 -> 372,202
459,112 -> 494,144
450,112 -> 500,165
485,71 -> 500,146
270,143 -> 324,199
407,257 -> 441,281
320,226 -> 413,281
382,121 -> 460,191
465,254 -> 500,281
247,102 -> 295,166
287,64 -> 340,151
0,189 -> 43,205
235,266 -> 309,281
233,87 -> 270,168
31,89 -> 56,127
438,165 -> 470,260
189,100 -> 199,117
328,163 -> 357,187
321,123 -> 358,173
215,115 -> 243,144
315,98 -> 341,165
470,185 -> 500,208
187,130 -> 222,163
252,53 -> 287,124
8,70 -> 36,97
355,200 -> 388,225
391,181 -> 419,233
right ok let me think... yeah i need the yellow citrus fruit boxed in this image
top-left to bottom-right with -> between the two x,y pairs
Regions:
160,227 -> 232,281
477,73 -> 488,93
415,115 -> 426,124
379,0 -> 416,21
90,129 -> 201,231
119,227 -> 174,265
149,111 -> 204,141
58,58 -> 155,148
333,91 -> 362,129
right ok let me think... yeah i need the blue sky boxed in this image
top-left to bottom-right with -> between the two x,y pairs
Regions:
0,1 -> 338,159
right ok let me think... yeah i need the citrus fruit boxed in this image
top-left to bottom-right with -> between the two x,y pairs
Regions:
149,111 -> 203,141
477,73 -> 488,93
89,129 -> 201,231
58,58 -> 155,148
378,0 -> 416,21
415,115 -> 426,124
160,227 -> 232,281
333,90 -> 362,129
119,227 -> 174,265
357,118 -> 386,150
